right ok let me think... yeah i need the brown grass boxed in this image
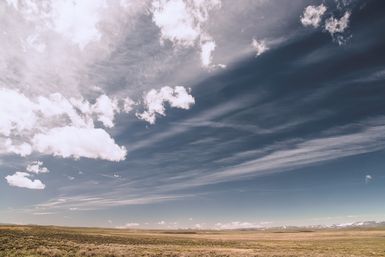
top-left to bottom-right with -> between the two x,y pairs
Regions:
0,225 -> 384,256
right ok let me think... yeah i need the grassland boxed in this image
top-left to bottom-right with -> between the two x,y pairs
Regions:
0,225 -> 385,257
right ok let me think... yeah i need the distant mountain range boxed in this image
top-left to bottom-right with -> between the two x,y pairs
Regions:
1,221 -> 385,230
271,221 -> 385,231
323,221 -> 385,229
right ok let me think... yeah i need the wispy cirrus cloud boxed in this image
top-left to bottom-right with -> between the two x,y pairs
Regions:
187,120 -> 385,187
32,193 -> 197,211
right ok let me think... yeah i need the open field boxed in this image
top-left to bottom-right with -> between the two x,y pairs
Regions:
1,225 -> 385,257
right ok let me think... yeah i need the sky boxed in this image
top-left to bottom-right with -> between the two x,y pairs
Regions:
1,0 -> 385,230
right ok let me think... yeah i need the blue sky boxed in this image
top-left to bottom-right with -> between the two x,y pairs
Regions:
1,0 -> 385,229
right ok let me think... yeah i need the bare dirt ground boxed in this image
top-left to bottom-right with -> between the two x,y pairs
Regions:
1,225 -> 385,256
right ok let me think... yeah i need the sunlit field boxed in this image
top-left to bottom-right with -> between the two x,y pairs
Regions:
1,225 -> 384,257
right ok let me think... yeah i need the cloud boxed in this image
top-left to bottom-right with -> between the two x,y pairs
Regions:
116,222 -> 140,229
215,221 -> 261,230
0,87 -> 195,160
0,88 -> 37,137
365,174 -> 372,184
6,0 -> 107,49
137,86 -> 195,124
0,89 -> 125,160
36,93 -> 92,128
5,161 -> 49,189
300,4 -> 351,45
32,126 -> 127,161
251,39 -> 268,57
325,11 -> 351,34
324,11 -> 351,45
152,0 -> 201,47
26,161 -> 49,174
200,39 -> 216,68
192,123 -> 385,186
32,212 -> 55,215
5,172 -> 45,190
0,89 -> 93,138
158,220 -> 166,225
123,97 -> 136,113
35,194 -> 190,211
300,4 -> 327,28
3,139 -> 32,157
48,0 -> 107,49
0,0 -> 124,98
151,0 -> 222,67
91,95 -> 120,128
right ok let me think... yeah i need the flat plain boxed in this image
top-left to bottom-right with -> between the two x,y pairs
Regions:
1,225 -> 385,257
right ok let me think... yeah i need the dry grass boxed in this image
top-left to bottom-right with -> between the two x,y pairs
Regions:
0,225 -> 384,256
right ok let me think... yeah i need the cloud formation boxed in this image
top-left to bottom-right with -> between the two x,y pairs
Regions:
91,95 -> 120,128
137,86 -> 195,124
325,11 -> 351,34
300,4 -> 352,45
0,85 -> 194,160
26,161 -> 49,174
32,126 -> 127,161
0,88 -> 37,137
0,89 -> 126,161
151,0 -> 221,67
325,11 -> 351,45
5,172 -> 45,190
215,221 -> 263,230
300,4 -> 327,28
5,0 -> 107,49
200,39 -> 216,67
116,222 -> 140,229
251,39 -> 268,57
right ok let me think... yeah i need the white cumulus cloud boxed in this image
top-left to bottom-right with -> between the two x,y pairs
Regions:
3,139 -> 32,157
152,0 -> 201,47
0,88 -> 37,137
6,0 -> 107,49
325,11 -> 351,34
324,11 -> 351,45
26,161 -> 49,174
123,97 -> 136,113
300,4 -> 327,28
0,86 -> 194,160
137,86 -> 195,124
32,126 -> 127,161
5,172 -> 45,190
91,95 -> 120,128
151,0 -> 222,67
